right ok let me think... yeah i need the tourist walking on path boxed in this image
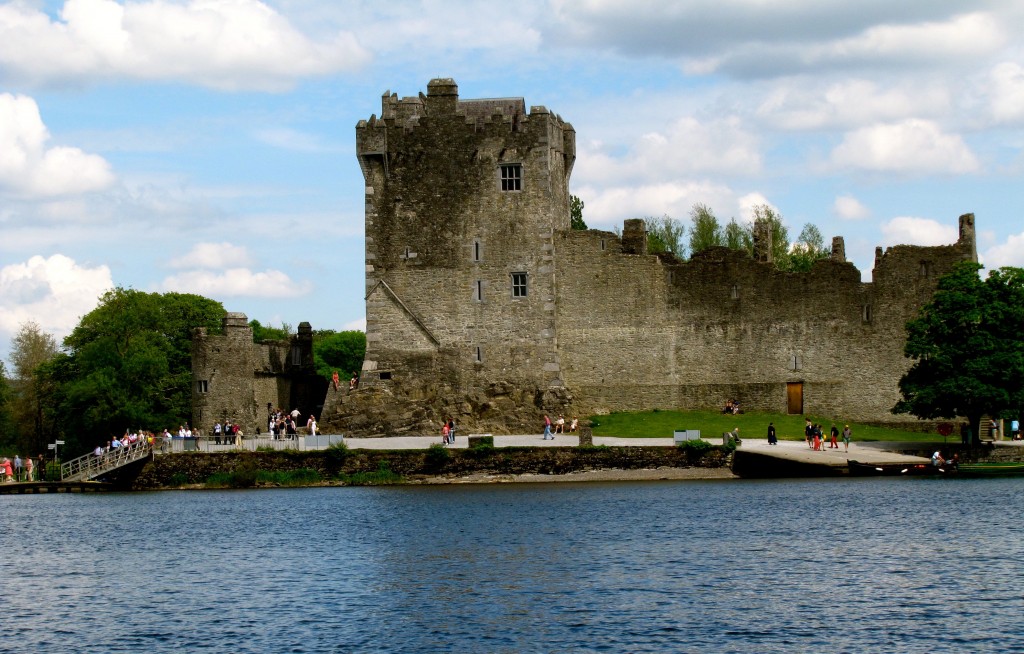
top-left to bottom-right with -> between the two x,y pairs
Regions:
767,422 -> 777,445
830,424 -> 839,449
442,419 -> 451,445
842,425 -> 852,453
542,414 -> 553,440
804,419 -> 813,449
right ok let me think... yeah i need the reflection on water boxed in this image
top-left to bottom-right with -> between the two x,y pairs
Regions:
3,478 -> 1024,652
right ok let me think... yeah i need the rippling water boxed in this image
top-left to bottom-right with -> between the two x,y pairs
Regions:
3,478 -> 1024,652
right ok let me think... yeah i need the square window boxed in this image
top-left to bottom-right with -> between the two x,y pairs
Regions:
500,164 -> 522,192
197,380 -> 209,393
511,272 -> 528,297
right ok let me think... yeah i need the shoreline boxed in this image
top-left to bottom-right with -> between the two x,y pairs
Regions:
410,466 -> 738,484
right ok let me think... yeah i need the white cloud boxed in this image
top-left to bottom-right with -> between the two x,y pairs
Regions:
576,116 -> 761,187
0,0 -> 371,91
254,127 -> 340,153
171,242 -> 253,269
986,62 -> 1024,125
880,216 -> 959,246
160,268 -> 312,298
982,231 -> 1024,268
756,79 -> 950,131
342,317 -> 366,332
830,120 -> 980,174
833,195 -> 871,220
576,180 -> 739,228
0,254 -> 112,337
0,94 -> 115,198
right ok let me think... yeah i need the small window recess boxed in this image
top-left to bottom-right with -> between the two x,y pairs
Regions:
731,284 -> 740,300
919,261 -> 930,278
600,239 -> 606,251
790,354 -> 802,371
473,280 -> 484,302
473,239 -> 482,262
500,163 -> 522,192
475,346 -> 483,363
378,371 -> 392,381
511,272 -> 528,298
197,380 -> 209,393
862,304 -> 872,323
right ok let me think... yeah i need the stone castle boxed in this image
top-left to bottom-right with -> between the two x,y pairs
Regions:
196,79 -> 978,436
191,313 -> 325,433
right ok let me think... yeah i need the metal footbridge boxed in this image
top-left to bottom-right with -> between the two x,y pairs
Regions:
60,440 -> 153,482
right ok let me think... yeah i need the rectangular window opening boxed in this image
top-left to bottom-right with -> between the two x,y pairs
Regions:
473,240 -> 482,262
475,346 -> 483,363
378,371 -> 392,381
197,380 -> 209,393
500,164 -> 522,192
473,280 -> 483,302
862,304 -> 872,323
511,272 -> 528,298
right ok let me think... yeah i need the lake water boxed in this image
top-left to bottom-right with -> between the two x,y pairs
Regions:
3,477 -> 1024,653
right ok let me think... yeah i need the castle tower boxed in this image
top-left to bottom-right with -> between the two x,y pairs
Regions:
334,79 -> 577,434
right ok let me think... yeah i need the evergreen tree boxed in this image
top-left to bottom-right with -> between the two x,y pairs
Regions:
570,195 -> 587,230
688,203 -> 724,255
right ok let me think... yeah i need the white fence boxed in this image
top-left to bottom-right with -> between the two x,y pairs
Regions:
161,434 -> 346,454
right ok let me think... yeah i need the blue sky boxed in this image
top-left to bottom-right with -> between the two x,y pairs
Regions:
2,0 -> 1024,362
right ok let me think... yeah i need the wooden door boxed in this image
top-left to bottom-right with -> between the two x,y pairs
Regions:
787,383 -> 803,414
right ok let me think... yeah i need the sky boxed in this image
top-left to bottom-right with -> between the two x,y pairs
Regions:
2,0 -> 1024,364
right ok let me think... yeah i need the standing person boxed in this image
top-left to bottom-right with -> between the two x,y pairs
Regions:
989,418 -> 1000,441
447,418 -> 456,445
842,424 -> 852,453
307,414 -> 318,436
813,424 -> 822,451
332,370 -> 340,391
767,422 -> 777,445
37,454 -> 46,481
24,455 -> 34,482
804,419 -> 813,449
542,414 -> 553,440
442,419 -> 450,445
2,458 -> 12,482
830,424 -> 839,449
13,454 -> 23,481
213,421 -> 222,445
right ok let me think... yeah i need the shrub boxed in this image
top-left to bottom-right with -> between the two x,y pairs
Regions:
169,472 -> 189,486
325,440 -> 350,467
425,443 -> 450,471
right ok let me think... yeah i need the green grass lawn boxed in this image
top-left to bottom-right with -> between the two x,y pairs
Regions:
588,409 -> 950,442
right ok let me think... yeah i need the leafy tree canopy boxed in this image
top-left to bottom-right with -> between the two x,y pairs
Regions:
250,319 -> 291,342
313,330 -> 366,382
8,321 -> 59,453
893,262 -> 1024,438
41,288 -> 225,455
643,214 -> 686,257
688,203 -> 724,255
570,194 -> 587,230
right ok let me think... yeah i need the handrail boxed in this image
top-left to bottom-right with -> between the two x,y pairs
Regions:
61,440 -> 153,482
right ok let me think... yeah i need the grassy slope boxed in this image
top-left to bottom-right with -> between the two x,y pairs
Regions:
589,409 -> 947,442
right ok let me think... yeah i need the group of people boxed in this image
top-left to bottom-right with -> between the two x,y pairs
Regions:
213,421 -> 243,445
1,454 -> 45,482
542,414 -> 579,439
801,419 -> 852,452
722,399 -> 742,415
441,417 -> 457,445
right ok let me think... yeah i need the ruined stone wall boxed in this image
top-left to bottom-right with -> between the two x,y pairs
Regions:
556,216 -> 977,422
192,315 -> 323,434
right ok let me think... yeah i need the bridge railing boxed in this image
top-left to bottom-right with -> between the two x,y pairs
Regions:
61,440 -> 153,482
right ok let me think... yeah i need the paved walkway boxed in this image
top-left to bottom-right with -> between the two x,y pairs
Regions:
339,433 -> 663,449
739,439 -> 931,465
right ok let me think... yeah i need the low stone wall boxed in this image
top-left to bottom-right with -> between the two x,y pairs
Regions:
132,446 -> 732,489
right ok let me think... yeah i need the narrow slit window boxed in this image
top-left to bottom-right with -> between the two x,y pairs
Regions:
511,272 -> 528,298
500,164 -> 522,192
862,304 -> 872,323
473,240 -> 482,262
475,346 -> 483,363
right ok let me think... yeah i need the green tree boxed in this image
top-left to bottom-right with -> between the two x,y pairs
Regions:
750,204 -> 791,266
0,361 -> 19,452
9,321 -> 58,453
570,194 -> 587,230
250,319 -> 291,342
724,218 -> 753,253
688,203 -> 724,255
644,214 -> 686,257
313,330 -> 367,382
787,223 -> 830,272
893,262 -> 1024,440
43,288 -> 225,455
